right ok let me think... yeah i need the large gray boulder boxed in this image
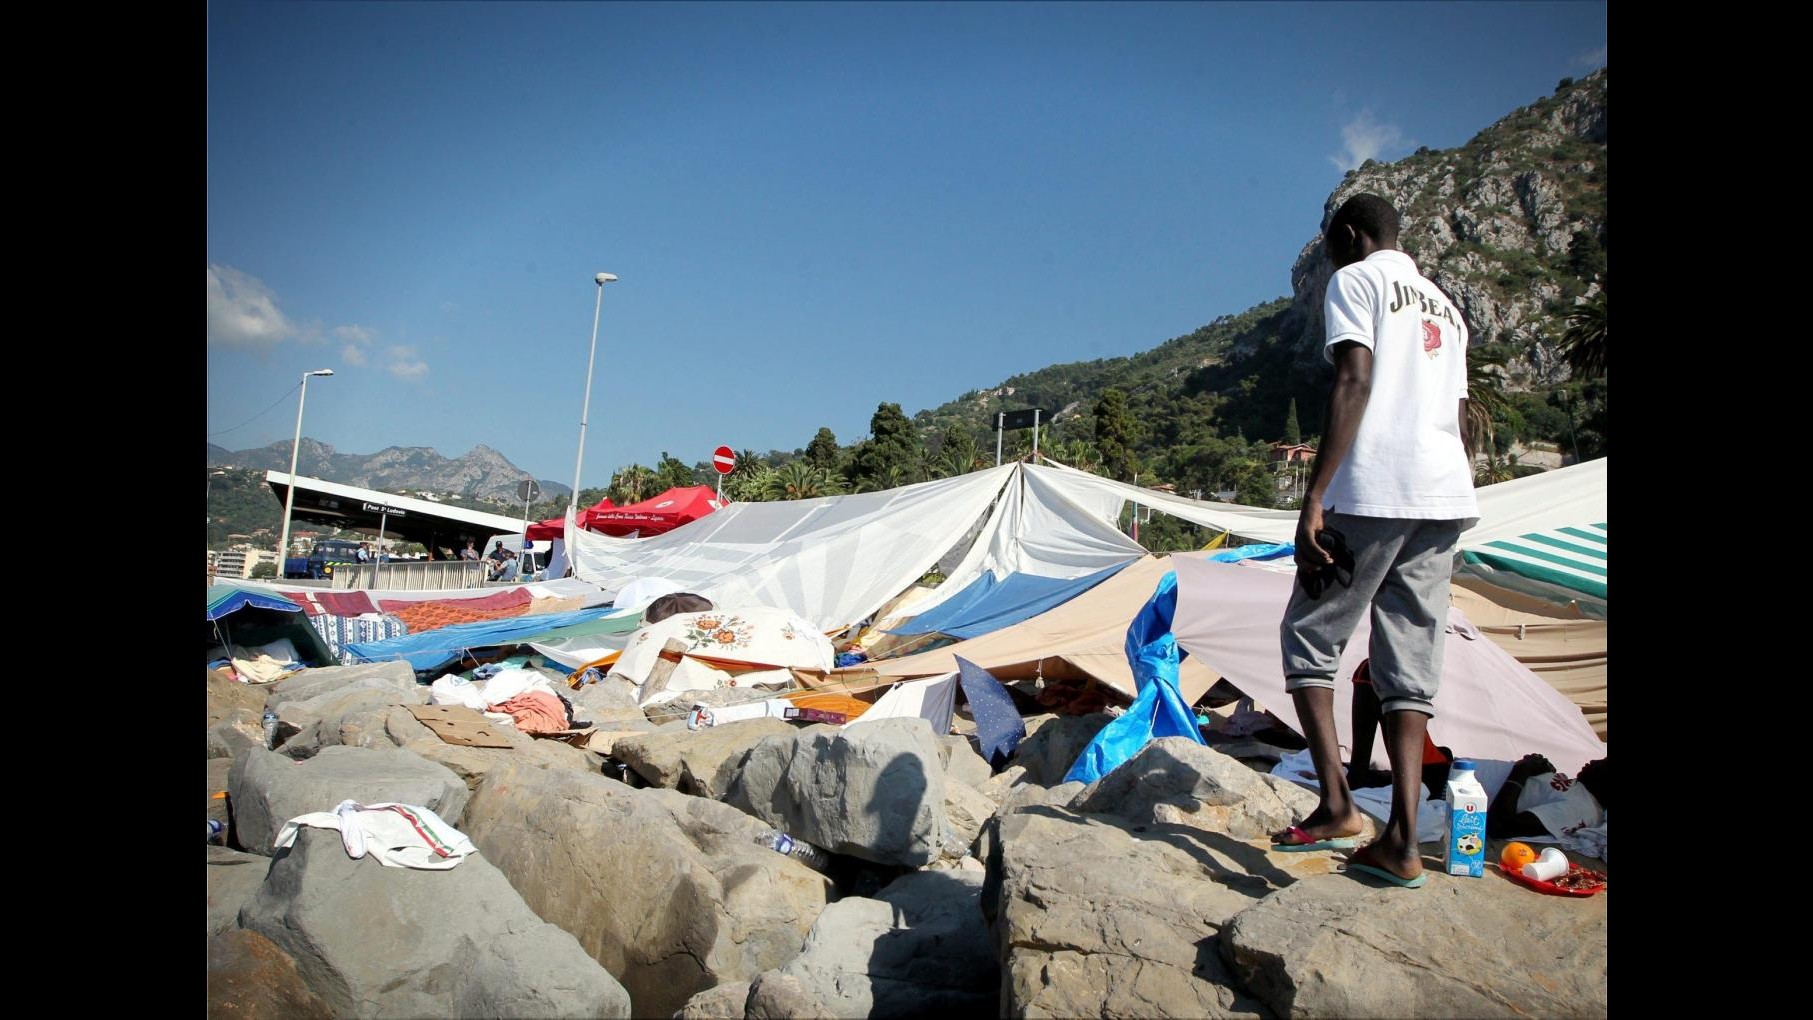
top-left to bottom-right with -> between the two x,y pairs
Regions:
1223,872 -> 1608,1018
206,928 -> 334,1020
725,718 -> 948,867
675,982 -> 752,1020
744,972 -> 835,1020
240,827 -> 630,1018
776,869 -> 997,1019
985,808 -> 1268,1018
1012,712 -> 1111,785
463,762 -> 832,1018
227,746 -> 469,856
613,717 -> 798,798
262,661 -> 419,710
937,733 -> 993,789
941,779 -> 996,860
208,847 -> 270,936
1072,737 -> 1320,841
277,685 -> 431,760
210,708 -> 266,760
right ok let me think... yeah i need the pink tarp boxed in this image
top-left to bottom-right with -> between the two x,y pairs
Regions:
1170,556 -> 1605,774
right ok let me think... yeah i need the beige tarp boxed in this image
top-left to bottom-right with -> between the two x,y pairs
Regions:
829,555 -> 1217,704
1452,585 -> 1607,740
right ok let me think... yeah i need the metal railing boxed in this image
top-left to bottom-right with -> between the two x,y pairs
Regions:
331,560 -> 489,591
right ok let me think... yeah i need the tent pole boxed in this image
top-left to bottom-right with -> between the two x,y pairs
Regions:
1031,410 -> 1040,461
995,412 -> 1003,467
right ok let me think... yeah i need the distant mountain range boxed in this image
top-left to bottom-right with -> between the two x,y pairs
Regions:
205,439 -> 570,504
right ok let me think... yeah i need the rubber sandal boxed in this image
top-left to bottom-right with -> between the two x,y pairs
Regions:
1346,860 -> 1428,888
1270,825 -> 1360,852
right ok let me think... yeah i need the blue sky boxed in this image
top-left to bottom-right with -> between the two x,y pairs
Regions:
207,1 -> 1606,488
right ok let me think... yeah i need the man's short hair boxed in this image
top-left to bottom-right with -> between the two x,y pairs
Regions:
1329,193 -> 1400,244
643,592 -> 715,624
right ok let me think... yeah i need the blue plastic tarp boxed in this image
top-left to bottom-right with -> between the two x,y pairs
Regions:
344,607 -> 615,671
1062,571 -> 1207,784
1206,542 -> 1295,563
889,563 -> 1129,640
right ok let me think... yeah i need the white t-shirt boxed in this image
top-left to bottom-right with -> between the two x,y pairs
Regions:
1514,770 -> 1605,840
1321,250 -> 1479,521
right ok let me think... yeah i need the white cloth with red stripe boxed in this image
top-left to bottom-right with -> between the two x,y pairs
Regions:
273,799 -> 478,870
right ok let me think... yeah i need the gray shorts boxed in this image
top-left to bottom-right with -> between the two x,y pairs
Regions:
1280,513 -> 1464,716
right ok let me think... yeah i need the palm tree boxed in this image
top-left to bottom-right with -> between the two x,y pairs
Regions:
1465,348 -> 1512,478
764,461 -> 846,500
1559,290 -> 1606,379
610,465 -> 655,504
854,463 -> 912,493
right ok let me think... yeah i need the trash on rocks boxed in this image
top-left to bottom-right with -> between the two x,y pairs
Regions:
405,704 -> 516,748
756,830 -> 830,871
274,799 -> 478,870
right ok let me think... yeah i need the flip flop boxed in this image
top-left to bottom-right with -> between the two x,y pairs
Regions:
1270,825 -> 1360,853
1346,859 -> 1429,888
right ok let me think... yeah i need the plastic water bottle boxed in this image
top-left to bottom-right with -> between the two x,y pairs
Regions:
207,820 -> 227,845
1444,759 -> 1489,877
262,708 -> 279,749
756,830 -> 829,871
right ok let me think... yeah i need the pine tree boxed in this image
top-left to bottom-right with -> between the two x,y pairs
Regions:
1284,398 -> 1301,446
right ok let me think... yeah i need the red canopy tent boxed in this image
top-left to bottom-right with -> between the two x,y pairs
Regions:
588,486 -> 727,537
524,498 -> 616,542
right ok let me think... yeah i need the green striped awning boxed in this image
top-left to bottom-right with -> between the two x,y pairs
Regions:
1460,523 -> 1606,612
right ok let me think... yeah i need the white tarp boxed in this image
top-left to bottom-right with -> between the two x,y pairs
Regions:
1170,555 -> 1605,774
908,463 -> 1148,618
1031,460 -> 1300,543
570,466 -> 1018,631
844,672 -> 957,734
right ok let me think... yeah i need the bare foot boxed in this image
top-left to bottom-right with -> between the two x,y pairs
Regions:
1349,833 -> 1423,881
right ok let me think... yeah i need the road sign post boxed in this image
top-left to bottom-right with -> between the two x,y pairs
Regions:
712,445 -> 736,499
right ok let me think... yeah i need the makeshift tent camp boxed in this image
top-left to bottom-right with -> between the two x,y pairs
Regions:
205,584 -> 335,674
586,487 -> 726,537
566,464 -> 1151,633
1169,555 -> 1605,774
568,466 -> 1019,631
834,555 -> 1222,704
343,606 -> 615,671
886,562 -> 1128,640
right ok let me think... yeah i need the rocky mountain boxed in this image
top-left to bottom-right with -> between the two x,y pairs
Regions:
909,69 -> 1607,464
205,439 -> 569,504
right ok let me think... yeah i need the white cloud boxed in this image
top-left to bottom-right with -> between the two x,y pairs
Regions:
342,344 -> 368,366
386,345 -> 429,380
1573,46 -> 1606,69
207,264 -> 293,348
333,324 -> 376,345
1329,111 -> 1407,172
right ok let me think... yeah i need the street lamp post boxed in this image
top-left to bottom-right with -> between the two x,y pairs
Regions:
277,369 -> 335,576
568,273 -> 617,522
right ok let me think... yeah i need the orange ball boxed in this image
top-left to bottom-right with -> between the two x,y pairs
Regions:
1501,842 -> 1537,871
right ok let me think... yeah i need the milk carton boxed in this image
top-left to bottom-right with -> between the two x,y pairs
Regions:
1444,759 -> 1488,877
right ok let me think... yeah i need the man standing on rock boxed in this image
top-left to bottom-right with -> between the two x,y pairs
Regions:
1269,193 -> 1478,889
